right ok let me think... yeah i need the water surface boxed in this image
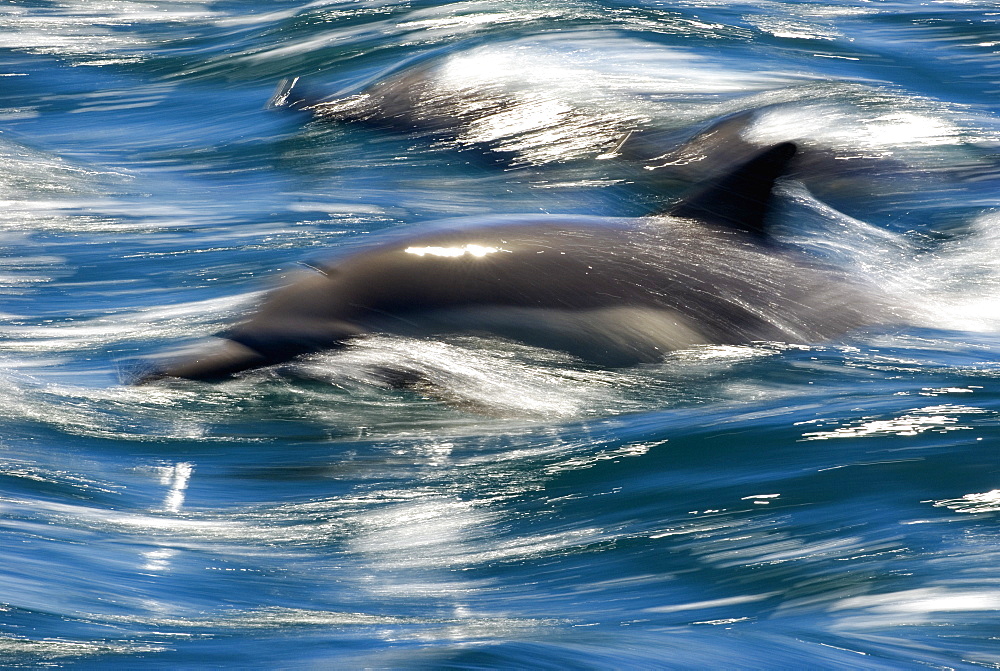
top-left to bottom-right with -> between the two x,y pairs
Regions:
2,1 -> 1000,667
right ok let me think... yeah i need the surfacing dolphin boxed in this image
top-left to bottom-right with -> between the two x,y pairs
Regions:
135,143 -> 889,383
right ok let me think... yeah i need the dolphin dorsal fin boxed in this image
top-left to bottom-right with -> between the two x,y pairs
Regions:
667,142 -> 797,240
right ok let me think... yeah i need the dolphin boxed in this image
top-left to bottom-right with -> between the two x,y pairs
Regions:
135,143 -> 889,383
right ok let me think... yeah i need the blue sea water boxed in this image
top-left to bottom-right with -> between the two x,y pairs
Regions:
2,0 -> 1000,667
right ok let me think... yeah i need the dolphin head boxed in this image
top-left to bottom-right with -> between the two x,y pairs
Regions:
133,339 -> 270,384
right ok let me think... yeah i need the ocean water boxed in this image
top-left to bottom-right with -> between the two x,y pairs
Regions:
2,0 -> 1000,667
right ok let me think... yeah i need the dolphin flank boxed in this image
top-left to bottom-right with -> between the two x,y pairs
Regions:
135,143 -> 888,383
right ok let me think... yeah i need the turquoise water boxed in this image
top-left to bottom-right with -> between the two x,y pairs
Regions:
2,1 -> 1000,667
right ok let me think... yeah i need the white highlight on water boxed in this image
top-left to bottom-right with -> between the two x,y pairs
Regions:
140,462 -> 194,572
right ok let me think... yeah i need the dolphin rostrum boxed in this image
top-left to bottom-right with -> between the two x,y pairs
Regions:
136,143 -> 888,383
